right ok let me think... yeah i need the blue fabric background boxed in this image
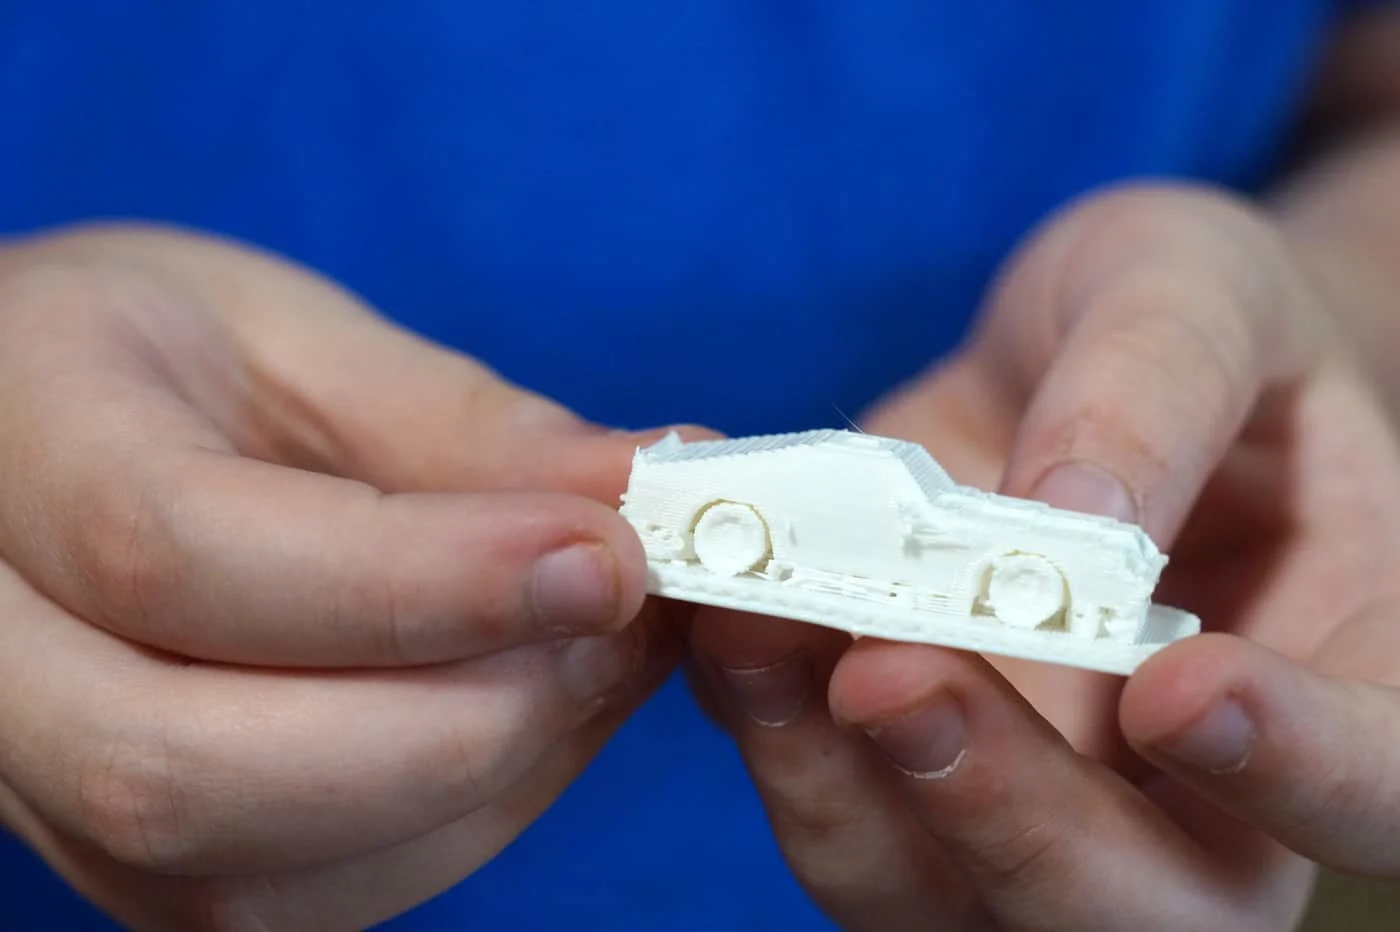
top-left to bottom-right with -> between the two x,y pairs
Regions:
0,1 -> 1346,928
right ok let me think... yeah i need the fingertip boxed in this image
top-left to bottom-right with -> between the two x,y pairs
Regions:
1119,633 -> 1245,745
584,497 -> 651,627
529,544 -> 630,639
447,490 -> 650,641
1121,633 -> 1294,775
1118,630 -> 1400,876
1023,460 -> 1141,525
828,642 -> 981,728
1120,632 -> 1232,733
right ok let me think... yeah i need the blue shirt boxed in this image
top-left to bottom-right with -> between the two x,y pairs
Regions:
0,1 -> 1349,928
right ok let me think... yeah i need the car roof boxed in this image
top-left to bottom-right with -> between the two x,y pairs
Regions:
638,429 -> 956,497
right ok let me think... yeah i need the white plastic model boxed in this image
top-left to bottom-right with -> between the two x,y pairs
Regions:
619,429 -> 1199,675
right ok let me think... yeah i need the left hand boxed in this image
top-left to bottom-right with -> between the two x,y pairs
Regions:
0,227 -> 694,930
687,184 -> 1400,930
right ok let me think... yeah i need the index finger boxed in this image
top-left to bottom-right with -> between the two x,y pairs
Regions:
976,184 -> 1329,543
0,264 -> 651,667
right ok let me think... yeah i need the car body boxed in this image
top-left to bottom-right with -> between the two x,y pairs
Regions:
620,429 -> 1176,647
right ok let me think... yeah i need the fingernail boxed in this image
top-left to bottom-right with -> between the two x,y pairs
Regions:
867,694 -> 967,779
716,654 -> 813,727
1159,697 -> 1255,775
1032,463 -> 1138,524
560,631 -> 638,702
531,543 -> 620,634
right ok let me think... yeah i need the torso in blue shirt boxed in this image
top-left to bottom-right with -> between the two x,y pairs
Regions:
0,2 -> 1344,928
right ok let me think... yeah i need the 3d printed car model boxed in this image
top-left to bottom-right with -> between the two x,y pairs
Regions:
619,429 -> 1200,674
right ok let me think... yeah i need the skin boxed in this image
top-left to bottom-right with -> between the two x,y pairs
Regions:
0,227 -> 702,930
3,9 -> 1399,932
687,8 -> 1400,931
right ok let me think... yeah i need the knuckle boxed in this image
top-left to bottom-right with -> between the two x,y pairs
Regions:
1096,271 -> 1257,409
406,716 -> 497,817
0,261 -> 159,477
767,784 -> 870,843
0,253 -> 113,323
916,758 -> 1072,896
994,180 -> 1310,399
327,487 -> 433,664
336,491 -> 532,664
1023,192 -> 1288,473
373,566 -> 415,666
75,717 -> 204,873
0,245 -> 181,338
75,461 -> 181,637
175,877 -> 287,932
742,741 -> 875,854
763,790 -> 876,893
409,671 -> 554,812
960,811 -> 1066,893
1309,728 -> 1386,829
415,646 -> 607,811
1067,182 -> 1267,257
1053,181 -> 1289,330
438,726 -> 492,806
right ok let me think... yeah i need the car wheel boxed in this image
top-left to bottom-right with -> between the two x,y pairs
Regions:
980,553 -> 1068,630
692,501 -> 772,577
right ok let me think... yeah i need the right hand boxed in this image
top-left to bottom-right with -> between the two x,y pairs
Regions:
0,225 -> 686,931
685,185 -> 1400,931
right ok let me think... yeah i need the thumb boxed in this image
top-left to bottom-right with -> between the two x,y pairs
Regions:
1121,614 -> 1400,878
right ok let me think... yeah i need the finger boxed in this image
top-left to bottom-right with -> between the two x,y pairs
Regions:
7,444 -> 651,666
1123,619 -> 1400,878
973,183 -> 1328,544
852,186 -> 1335,763
23,647 -> 667,932
0,232 -> 698,666
222,668 -> 669,932
24,643 -> 675,932
210,715 -> 638,931
687,610 -> 986,930
7,225 -> 698,500
855,364 -> 1135,764
0,288 -> 648,667
831,640 -> 1297,930
0,567 -> 677,875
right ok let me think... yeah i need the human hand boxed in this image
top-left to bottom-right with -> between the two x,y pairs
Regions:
687,185 -> 1400,930
0,226 -> 686,931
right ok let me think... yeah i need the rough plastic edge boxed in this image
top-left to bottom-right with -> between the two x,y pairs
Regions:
647,562 -> 1200,676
